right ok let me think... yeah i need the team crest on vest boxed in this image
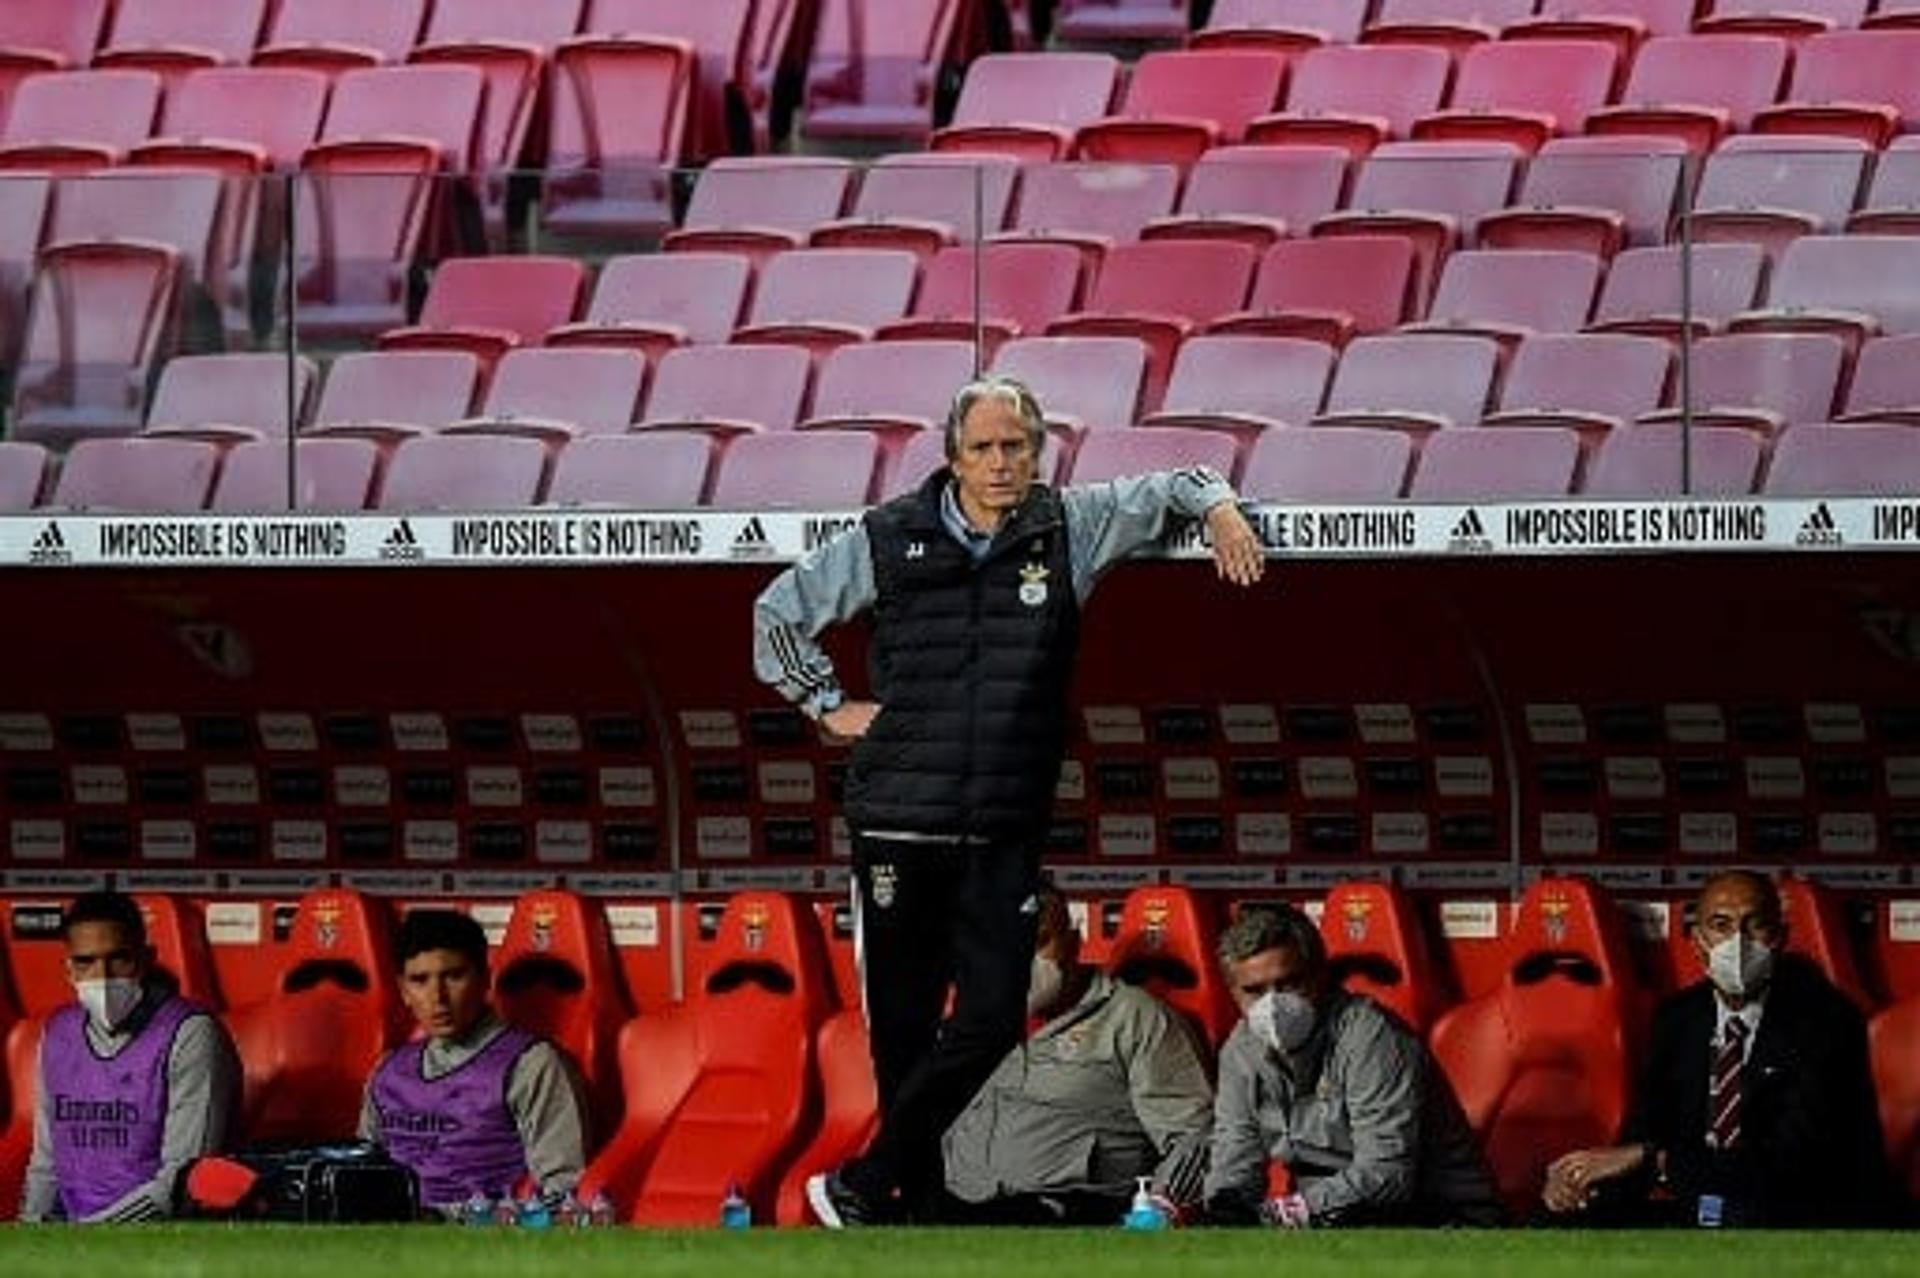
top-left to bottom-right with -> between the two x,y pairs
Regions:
870,863 -> 898,910
1018,562 -> 1049,608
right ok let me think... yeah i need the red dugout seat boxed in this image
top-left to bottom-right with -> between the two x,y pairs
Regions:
494,891 -> 634,1136
579,892 -> 835,1225
1105,886 -> 1236,1048
1870,998 -> 1920,1205
227,889 -> 408,1145
774,1010 -> 878,1226
1320,882 -> 1450,1036
1429,876 -> 1641,1217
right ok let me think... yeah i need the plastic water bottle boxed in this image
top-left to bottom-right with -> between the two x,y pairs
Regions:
588,1192 -> 617,1228
1121,1177 -> 1168,1231
719,1181 -> 753,1230
518,1194 -> 554,1230
557,1193 -> 581,1230
462,1193 -> 495,1227
493,1195 -> 519,1227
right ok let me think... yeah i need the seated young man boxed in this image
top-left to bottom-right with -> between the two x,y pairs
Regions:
361,909 -> 591,1214
20,891 -> 241,1223
935,883 -> 1215,1224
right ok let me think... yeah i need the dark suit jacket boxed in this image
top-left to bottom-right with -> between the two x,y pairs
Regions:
1624,956 -> 1893,1226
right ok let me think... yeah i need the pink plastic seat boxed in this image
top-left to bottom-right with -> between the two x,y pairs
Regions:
1239,425 -> 1414,500
1764,424 -> 1920,496
380,256 -> 589,367
1636,332 -> 1848,435
876,241 -> 1085,350
583,0 -> 756,162
1074,49 -> 1288,169
1194,0 -> 1371,50
1729,236 -> 1920,350
93,0 -> 269,91
0,440 -> 50,509
1247,43 -> 1450,157
1066,425 -> 1244,485
1751,29 -> 1920,146
254,0 -> 428,75
209,437 -> 382,511
1481,333 -> 1672,446
546,432 -> 714,507
307,350 -> 483,441
809,153 -> 1020,261
51,436 -> 219,510
995,161 -> 1181,272
1587,243 -> 1766,342
1140,335 -> 1334,442
1839,335 -> 1920,428
1849,137 -> 1920,237
1142,145 -> 1348,253
459,347 -> 649,443
1407,249 -> 1602,347
0,69 -> 162,172
1585,34 -> 1789,153
144,353 -> 318,442
1313,332 -> 1502,435
0,2 -> 113,129
664,158 -> 859,261
546,252 -> 753,366
377,434 -> 550,509
733,247 -> 920,355
1410,427 -> 1583,500
637,344 -> 814,441
539,28 -> 696,239
1056,0 -> 1195,42
801,0 -> 969,146
990,335 -> 1150,434
709,431 -> 882,507
931,53 -> 1122,163
1583,422 -> 1764,497
1411,40 -> 1618,155
1477,136 -> 1688,257
1689,135 -> 1871,262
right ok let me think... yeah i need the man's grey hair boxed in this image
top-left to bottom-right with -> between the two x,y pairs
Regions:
944,375 -> 1047,461
1217,904 -> 1326,974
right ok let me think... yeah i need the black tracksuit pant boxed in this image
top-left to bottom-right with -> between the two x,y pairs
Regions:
843,830 -> 1042,1212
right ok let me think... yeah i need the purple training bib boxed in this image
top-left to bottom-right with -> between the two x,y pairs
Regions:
371,1025 -> 537,1206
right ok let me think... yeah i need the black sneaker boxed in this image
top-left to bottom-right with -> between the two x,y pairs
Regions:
805,1170 -> 894,1228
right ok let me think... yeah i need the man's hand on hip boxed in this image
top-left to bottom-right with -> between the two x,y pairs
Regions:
1207,501 -> 1265,587
822,701 -> 882,741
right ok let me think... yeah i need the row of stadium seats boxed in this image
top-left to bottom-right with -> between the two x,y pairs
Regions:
1204,0 -> 1920,46
0,877 -> 1913,1220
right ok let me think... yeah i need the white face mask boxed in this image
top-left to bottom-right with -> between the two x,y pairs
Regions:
75,977 -> 143,1032
1247,990 -> 1316,1056
1704,933 -> 1775,1000
1027,954 -> 1065,1018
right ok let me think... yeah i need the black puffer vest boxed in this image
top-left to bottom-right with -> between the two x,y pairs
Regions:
845,470 -> 1081,840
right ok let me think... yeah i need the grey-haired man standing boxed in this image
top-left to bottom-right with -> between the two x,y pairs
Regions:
753,377 -> 1263,1224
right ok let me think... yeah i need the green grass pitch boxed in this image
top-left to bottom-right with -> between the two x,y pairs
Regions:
2,1226 -> 1917,1278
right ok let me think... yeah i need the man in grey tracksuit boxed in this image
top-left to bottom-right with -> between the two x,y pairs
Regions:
753,376 -> 1265,1224
939,884 -> 1213,1223
1204,905 -> 1501,1228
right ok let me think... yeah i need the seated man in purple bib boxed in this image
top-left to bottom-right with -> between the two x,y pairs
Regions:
360,909 -> 591,1216
19,891 -> 241,1223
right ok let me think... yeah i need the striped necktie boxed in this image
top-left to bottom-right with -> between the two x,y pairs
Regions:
1708,1016 -> 1747,1150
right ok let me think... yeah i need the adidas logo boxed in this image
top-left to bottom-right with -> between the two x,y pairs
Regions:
379,518 -> 424,562
1447,507 -> 1494,554
1795,501 -> 1843,548
730,515 -> 774,559
27,520 -> 71,566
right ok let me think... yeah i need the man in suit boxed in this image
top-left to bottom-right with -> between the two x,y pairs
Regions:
1543,870 -> 1893,1226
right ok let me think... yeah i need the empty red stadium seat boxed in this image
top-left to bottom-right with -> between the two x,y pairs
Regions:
932,52 -> 1122,162
1240,424 -> 1414,500
1213,237 -> 1418,348
1477,136 -> 1688,258
143,352 -> 318,443
1142,144 -> 1348,254
0,68 -> 161,171
580,892 -> 836,1225
665,158 -> 858,261
547,252 -> 753,365
1321,882 -> 1450,1036
307,350 -> 483,440
991,335 -> 1149,434
1046,239 -> 1257,407
877,242 -> 1085,350
798,338 -> 977,469
1637,332 -> 1847,436
210,436 -> 382,511
810,153 -> 1018,262
1730,235 -> 1920,349
1247,43 -> 1451,156
1696,0 -> 1870,40
1412,40 -> 1617,154
1583,422 -> 1763,497
1194,0 -> 1371,50
1363,0 -> 1534,54
292,64 -> 487,341
712,431 -> 882,507
1870,998 -> 1920,1205
459,347 -> 648,441
1068,424 -> 1245,484
10,239 -> 180,446
1840,334 -> 1920,428
254,0 -> 427,76
1106,886 -> 1236,1048
774,1009 -> 878,1227
1689,135 -> 1870,262
0,173 -> 49,366
1587,242 -> 1766,342
1314,333 -> 1503,434
378,434 -> 551,509
1764,423 -> 1920,496
1752,29 -> 1920,146
0,441 -> 47,509
1412,426 -> 1584,499
1075,49 -> 1287,169
1429,877 -> 1641,1216
47,169 -> 222,323
229,890 -> 408,1144
381,257 -> 590,368
1482,333 -> 1672,446
546,432 -> 714,507
1312,140 -> 1525,308
802,0 -> 969,146
734,247 -> 921,355
584,0 -> 755,163
1511,0 -> 1697,44
494,890 -> 633,1132
1849,136 -> 1920,238
94,0 -> 269,89
1409,249 -> 1602,346
1779,876 -> 1875,1012
1584,34 -> 1788,153
996,161 -> 1181,272
638,343 -> 814,442
0,2 -> 112,127
1056,0 -> 1194,41
1140,335 -> 1334,442
540,30 -> 695,239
